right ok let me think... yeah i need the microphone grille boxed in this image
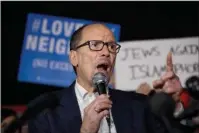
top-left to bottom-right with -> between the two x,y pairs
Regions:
92,72 -> 108,87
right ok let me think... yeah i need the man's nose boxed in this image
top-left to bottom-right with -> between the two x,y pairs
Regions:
100,44 -> 110,57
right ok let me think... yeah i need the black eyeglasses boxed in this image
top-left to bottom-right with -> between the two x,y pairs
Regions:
73,40 -> 121,53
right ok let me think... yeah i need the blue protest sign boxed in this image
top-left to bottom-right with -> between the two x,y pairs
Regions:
18,13 -> 121,87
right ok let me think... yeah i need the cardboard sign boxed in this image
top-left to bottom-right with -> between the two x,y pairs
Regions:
115,37 -> 199,91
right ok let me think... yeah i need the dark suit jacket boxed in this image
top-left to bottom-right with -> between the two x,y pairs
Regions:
28,81 -> 167,133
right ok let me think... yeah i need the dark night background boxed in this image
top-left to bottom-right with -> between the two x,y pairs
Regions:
2,2 -> 199,106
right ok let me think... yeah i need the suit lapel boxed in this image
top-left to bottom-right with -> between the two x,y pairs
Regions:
59,81 -> 82,133
110,89 -> 135,133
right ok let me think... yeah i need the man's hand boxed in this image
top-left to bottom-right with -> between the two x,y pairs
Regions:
136,82 -> 152,95
80,94 -> 112,133
152,52 -> 183,102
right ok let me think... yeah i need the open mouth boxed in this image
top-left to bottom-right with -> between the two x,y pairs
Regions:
97,63 -> 109,71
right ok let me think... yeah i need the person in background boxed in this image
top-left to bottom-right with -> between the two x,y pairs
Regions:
1,108 -> 17,128
136,76 -> 199,133
1,108 -> 21,133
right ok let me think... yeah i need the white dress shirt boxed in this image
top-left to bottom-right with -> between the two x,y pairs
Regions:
75,81 -> 117,133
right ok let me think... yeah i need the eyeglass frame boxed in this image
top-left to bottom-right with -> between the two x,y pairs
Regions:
71,40 -> 121,53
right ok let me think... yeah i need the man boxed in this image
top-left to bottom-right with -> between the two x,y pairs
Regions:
28,23 -> 183,133
1,108 -> 17,128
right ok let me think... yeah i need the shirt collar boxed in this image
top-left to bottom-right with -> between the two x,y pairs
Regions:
75,80 -> 88,100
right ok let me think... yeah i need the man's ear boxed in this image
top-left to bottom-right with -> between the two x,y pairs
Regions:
69,50 -> 78,67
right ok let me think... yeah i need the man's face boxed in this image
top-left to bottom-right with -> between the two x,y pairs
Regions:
71,24 -> 117,85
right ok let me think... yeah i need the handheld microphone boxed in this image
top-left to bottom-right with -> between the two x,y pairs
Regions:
92,72 -> 111,132
2,92 -> 59,133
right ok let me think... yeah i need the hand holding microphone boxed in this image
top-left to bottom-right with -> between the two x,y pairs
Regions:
80,94 -> 112,133
80,72 -> 112,133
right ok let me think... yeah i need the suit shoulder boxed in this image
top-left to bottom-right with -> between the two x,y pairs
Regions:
27,88 -> 68,130
28,83 -> 72,105
111,89 -> 148,102
27,86 -> 70,117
